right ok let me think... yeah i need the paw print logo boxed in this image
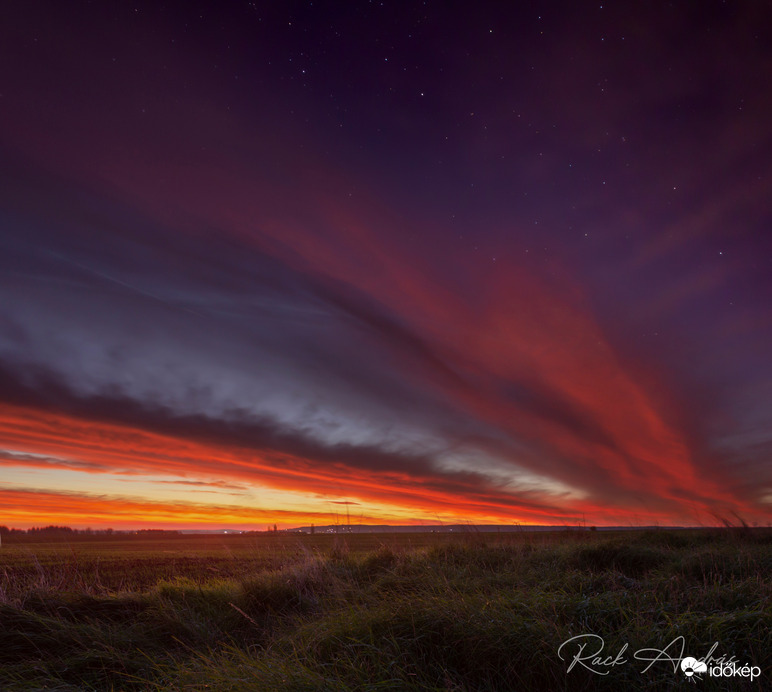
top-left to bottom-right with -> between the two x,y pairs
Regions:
681,657 -> 707,682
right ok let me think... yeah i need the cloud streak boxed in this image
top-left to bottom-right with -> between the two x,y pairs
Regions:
0,2 -> 770,528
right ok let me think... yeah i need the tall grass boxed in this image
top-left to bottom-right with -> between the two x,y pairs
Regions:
1,530 -> 769,690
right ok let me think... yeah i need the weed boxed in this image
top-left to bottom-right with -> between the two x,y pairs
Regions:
0,529 -> 769,690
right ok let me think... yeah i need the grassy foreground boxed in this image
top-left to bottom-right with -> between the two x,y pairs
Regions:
1,530 -> 770,690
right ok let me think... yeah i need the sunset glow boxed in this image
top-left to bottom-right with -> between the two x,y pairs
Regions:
1,2 -> 771,530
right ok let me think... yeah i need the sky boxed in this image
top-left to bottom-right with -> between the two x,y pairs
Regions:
1,1 -> 771,530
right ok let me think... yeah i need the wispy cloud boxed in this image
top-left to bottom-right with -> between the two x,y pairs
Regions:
0,1 -> 770,529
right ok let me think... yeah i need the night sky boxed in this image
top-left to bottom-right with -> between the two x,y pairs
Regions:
1,1 -> 771,529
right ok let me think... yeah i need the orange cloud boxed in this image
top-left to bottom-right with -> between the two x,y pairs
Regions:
1,44 -> 769,531
0,487 -> 356,530
2,399 -> 766,529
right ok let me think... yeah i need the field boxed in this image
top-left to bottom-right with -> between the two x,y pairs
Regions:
1,529 -> 770,690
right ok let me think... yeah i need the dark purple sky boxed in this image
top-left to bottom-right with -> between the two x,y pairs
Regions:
1,1 -> 771,528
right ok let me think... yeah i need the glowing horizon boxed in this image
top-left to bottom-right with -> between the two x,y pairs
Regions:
1,3 -> 771,531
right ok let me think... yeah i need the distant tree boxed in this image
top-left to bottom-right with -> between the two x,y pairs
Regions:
28,525 -> 75,535
137,529 -> 180,535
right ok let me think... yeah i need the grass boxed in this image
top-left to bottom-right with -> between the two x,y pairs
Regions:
0,529 -> 769,690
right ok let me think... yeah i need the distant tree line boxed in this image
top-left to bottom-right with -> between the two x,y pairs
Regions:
0,526 -> 181,536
